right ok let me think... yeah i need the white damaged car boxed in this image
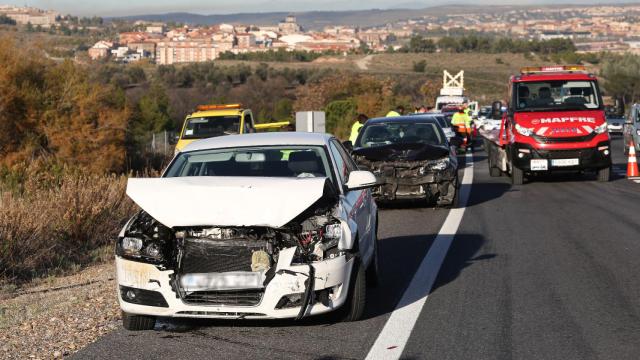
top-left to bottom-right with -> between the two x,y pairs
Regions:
116,132 -> 379,330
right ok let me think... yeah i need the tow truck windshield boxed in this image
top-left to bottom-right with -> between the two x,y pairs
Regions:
182,116 -> 241,139
356,122 -> 443,148
514,80 -> 601,112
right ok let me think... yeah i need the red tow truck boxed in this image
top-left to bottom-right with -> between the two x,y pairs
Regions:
483,65 -> 611,184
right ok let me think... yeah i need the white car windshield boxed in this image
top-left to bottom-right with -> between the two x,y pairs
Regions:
356,122 -> 443,148
165,146 -> 333,179
515,80 -> 601,112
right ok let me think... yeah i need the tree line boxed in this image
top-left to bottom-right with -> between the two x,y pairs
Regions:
398,35 -> 576,55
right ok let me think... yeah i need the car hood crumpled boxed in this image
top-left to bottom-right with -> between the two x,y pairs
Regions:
126,176 -> 331,228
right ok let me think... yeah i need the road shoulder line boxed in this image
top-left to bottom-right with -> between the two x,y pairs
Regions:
365,152 -> 474,360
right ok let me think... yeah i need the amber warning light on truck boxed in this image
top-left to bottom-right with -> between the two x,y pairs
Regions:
520,65 -> 586,74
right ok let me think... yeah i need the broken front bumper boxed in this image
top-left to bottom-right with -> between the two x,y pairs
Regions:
370,164 -> 457,202
115,248 -> 354,319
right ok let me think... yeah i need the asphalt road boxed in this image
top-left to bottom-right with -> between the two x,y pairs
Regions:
75,135 -> 640,360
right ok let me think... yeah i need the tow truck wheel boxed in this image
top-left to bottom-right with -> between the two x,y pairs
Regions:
122,311 -> 156,331
597,167 -> 611,182
511,165 -> 524,185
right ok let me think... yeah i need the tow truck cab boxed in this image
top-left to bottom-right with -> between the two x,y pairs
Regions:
499,65 -> 611,183
175,104 -> 255,153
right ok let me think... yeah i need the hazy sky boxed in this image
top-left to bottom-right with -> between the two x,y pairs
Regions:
14,0 -> 638,16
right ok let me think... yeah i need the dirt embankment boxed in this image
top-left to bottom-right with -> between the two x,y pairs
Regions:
0,263 -> 120,359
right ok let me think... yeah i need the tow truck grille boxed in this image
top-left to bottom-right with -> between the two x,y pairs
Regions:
533,133 -> 596,144
535,149 -> 594,159
183,289 -> 264,306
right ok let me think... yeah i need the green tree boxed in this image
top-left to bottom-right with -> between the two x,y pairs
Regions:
413,60 -> 427,72
600,54 -> 640,104
255,63 -> 269,81
406,36 -> 436,53
325,99 -> 357,139
0,14 -> 16,25
273,98 -> 293,121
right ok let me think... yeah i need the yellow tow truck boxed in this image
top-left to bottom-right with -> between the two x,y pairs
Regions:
175,104 -> 291,153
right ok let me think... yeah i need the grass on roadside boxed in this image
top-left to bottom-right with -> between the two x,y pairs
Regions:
0,165 -> 138,284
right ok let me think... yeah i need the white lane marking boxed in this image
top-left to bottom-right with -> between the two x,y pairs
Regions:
365,152 -> 474,360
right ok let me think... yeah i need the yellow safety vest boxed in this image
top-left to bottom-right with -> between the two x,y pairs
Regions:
349,122 -> 364,143
386,111 -> 401,117
452,112 -> 471,128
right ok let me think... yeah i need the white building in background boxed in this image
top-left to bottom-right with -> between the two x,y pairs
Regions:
156,40 -> 217,65
88,40 -> 113,60
0,5 -> 57,27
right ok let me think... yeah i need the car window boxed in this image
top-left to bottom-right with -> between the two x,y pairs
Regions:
332,139 -> 358,171
244,113 -> 254,133
165,145 -> 333,179
355,122 -> 443,148
329,141 -> 350,184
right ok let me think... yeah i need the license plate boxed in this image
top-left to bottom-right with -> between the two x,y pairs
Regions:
551,158 -> 579,167
180,272 -> 263,291
530,159 -> 548,171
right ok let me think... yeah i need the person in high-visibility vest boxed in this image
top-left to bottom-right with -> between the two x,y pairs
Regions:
451,107 -> 472,148
386,105 -> 405,117
349,113 -> 369,144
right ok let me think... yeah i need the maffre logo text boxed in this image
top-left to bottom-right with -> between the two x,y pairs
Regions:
539,117 -> 596,124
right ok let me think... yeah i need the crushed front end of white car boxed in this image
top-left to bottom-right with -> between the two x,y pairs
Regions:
115,176 -> 361,328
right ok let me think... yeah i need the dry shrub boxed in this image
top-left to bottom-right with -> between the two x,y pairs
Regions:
0,170 -> 137,281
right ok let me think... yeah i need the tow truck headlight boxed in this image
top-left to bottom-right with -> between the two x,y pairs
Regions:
594,123 -> 608,134
515,123 -> 534,137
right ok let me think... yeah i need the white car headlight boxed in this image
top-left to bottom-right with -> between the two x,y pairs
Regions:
515,123 -> 534,137
594,123 -> 608,134
121,237 -> 143,254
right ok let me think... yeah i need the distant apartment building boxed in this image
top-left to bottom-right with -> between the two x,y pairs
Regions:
358,32 -> 386,48
0,5 -> 57,27
156,40 -> 217,65
236,33 -> 256,48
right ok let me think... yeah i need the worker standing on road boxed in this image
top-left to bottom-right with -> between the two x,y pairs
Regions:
349,113 -> 369,144
386,105 -> 405,117
452,107 -> 472,148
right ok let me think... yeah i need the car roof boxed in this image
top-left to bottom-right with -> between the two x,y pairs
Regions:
182,132 -> 333,152
365,115 -> 442,124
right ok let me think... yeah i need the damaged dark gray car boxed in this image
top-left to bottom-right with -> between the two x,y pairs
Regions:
350,116 -> 459,206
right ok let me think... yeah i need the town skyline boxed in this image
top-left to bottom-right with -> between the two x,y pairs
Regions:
9,0 -> 640,16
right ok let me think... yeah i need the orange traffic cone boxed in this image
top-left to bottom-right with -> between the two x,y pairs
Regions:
627,141 -> 639,178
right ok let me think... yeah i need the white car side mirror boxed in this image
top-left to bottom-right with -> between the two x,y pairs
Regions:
345,171 -> 377,191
